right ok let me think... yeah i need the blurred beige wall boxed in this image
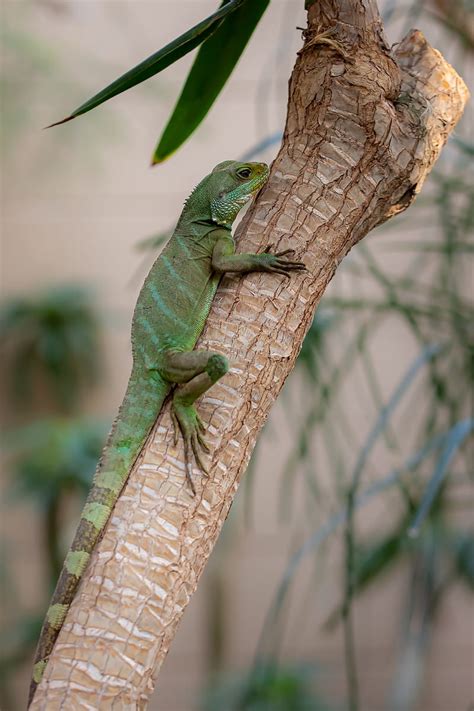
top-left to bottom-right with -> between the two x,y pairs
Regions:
1,2 -> 472,710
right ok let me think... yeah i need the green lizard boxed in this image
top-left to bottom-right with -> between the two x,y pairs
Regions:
29,160 -> 305,704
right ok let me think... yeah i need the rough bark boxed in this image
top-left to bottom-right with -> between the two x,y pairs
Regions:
31,0 -> 468,708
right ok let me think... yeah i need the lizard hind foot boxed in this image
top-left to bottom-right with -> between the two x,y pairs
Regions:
171,403 -> 211,496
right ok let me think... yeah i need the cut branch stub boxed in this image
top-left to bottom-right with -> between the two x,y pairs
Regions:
31,1 -> 468,708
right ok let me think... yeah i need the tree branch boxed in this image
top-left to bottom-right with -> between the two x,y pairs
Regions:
31,0 -> 468,707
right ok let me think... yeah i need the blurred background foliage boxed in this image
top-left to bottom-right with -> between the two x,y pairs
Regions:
0,286 -> 101,411
0,284 -> 107,708
201,662 -> 333,711
0,0 -> 472,710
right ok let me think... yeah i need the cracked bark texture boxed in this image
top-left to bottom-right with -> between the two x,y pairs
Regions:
31,0 -> 468,708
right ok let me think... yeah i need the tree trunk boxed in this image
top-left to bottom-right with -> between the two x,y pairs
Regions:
31,0 -> 468,707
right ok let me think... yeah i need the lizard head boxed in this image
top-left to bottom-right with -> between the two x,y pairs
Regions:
209,161 -> 269,227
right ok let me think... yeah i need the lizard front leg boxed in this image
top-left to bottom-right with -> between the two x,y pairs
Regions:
159,350 -> 229,495
211,236 -> 306,277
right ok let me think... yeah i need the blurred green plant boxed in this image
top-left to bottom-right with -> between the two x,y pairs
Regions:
0,417 -> 106,708
0,286 -> 101,412
202,662 -> 333,711
6,418 -> 105,505
0,609 -> 43,711
0,285 -> 106,708
325,485 -> 474,623
0,19 -> 57,149
5,418 -> 107,581
1,4 -> 117,162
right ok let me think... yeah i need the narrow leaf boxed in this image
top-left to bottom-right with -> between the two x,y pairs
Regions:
324,532 -> 408,628
452,533 -> 474,589
350,342 -> 443,493
47,0 -> 247,127
256,421 -> 466,656
153,0 -> 269,163
409,419 -> 474,536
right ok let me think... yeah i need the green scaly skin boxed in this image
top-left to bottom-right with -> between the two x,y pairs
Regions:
28,160 -> 305,705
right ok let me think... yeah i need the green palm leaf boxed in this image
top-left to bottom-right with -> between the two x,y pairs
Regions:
47,0 -> 247,127
152,0 -> 269,164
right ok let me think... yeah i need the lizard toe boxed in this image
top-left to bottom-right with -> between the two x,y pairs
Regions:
191,433 -> 209,474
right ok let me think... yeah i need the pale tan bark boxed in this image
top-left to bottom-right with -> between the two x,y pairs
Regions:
31,0 -> 468,708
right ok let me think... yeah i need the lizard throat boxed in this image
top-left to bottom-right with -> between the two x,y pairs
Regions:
211,194 -> 251,226
211,173 -> 268,226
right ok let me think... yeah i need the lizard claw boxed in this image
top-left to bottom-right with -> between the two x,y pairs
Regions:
274,248 -> 296,257
170,408 -> 180,446
196,429 -> 211,452
195,412 -> 206,434
182,438 -> 197,496
172,401 -> 211,495
191,433 -> 209,473
259,246 -> 307,277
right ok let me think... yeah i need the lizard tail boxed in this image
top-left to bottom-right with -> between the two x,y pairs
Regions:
28,369 -> 170,706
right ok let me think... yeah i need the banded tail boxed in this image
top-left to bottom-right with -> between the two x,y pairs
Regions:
28,368 -> 169,706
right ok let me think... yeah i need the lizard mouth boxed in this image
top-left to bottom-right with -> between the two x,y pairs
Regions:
250,164 -> 270,194
234,168 -> 269,209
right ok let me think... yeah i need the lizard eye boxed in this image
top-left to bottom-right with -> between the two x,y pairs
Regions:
237,167 -> 252,179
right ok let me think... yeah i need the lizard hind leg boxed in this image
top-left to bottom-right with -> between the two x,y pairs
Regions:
160,350 -> 229,495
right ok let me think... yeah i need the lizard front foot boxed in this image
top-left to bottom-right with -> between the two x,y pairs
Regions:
257,246 -> 307,277
171,402 -> 210,496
